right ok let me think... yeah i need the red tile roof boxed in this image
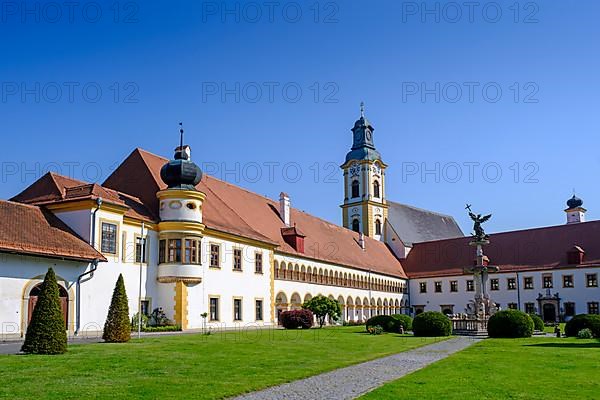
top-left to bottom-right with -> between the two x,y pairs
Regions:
103,149 -> 407,278
403,221 -> 600,278
12,172 -> 157,222
0,201 -> 106,262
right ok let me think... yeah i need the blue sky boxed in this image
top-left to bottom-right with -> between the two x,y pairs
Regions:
1,0 -> 599,234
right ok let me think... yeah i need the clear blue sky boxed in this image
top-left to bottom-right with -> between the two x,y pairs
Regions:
1,1 -> 599,234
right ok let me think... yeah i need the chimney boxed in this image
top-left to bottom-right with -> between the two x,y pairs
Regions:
279,192 -> 290,226
358,232 -> 365,250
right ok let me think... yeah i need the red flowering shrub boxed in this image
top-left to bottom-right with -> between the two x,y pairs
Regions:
280,309 -> 314,329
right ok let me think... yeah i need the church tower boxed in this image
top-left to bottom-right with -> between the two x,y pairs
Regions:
341,103 -> 388,240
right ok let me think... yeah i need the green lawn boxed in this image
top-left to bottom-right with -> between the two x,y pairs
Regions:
0,327 -> 438,400
361,337 -> 600,400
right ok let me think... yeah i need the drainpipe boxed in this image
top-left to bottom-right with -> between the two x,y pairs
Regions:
516,271 -> 521,311
75,198 -> 102,335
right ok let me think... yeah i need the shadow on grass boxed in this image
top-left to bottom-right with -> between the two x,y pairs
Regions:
526,341 -> 600,349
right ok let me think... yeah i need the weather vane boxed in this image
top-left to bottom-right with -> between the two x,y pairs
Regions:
179,122 -> 184,149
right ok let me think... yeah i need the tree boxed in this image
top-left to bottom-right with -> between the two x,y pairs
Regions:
103,274 -> 131,342
21,268 -> 67,354
302,295 -> 341,328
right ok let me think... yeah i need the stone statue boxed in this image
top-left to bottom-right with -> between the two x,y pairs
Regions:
466,204 -> 491,242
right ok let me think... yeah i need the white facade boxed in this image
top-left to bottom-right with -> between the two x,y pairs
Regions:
410,267 -> 600,320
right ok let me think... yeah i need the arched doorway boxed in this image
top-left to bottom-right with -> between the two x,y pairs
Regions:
28,283 -> 69,329
543,303 -> 556,323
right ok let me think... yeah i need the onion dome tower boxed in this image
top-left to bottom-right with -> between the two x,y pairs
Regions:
156,123 -> 206,330
565,194 -> 586,224
340,103 -> 388,240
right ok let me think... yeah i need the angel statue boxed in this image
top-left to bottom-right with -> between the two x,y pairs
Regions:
466,204 -> 492,242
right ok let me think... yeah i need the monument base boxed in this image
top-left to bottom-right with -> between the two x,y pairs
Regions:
451,316 -> 489,336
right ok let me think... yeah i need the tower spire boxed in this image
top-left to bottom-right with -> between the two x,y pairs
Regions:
179,122 -> 184,150
360,101 -> 365,118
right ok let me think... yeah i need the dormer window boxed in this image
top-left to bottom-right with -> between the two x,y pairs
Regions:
567,245 -> 585,265
351,180 -> 360,198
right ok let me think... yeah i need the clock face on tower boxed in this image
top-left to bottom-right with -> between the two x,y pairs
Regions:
349,164 -> 360,176
366,130 -> 372,142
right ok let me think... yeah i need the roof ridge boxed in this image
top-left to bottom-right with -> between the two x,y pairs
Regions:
388,200 -> 457,219
412,219 -> 600,246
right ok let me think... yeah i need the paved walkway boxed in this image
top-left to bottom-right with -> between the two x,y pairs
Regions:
232,336 -> 480,400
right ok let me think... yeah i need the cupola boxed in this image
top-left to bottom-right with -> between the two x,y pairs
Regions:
565,194 -> 586,224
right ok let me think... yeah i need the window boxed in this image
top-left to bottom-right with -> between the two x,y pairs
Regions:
233,298 -> 242,321
490,278 -> 499,291
586,273 -> 598,287
351,180 -> 360,198
141,300 -> 150,316
135,237 -> 147,263
184,239 -> 200,264
168,239 -> 182,263
419,282 -> 427,293
450,281 -> 458,292
159,240 -> 166,264
434,281 -> 442,293
352,219 -> 360,233
233,249 -> 242,271
564,302 -> 575,317
508,303 -> 518,310
210,244 -> 220,268
466,280 -> 474,292
507,278 -> 517,290
255,299 -> 263,321
373,180 -> 380,198
563,275 -> 574,288
375,219 -> 382,235
209,297 -> 219,321
101,222 -> 118,254
524,277 -> 534,290
255,253 -> 263,274
525,303 -> 535,314
588,302 -> 599,315
543,275 -> 553,289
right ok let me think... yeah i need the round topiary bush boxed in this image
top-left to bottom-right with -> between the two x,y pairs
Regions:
529,314 -> 545,332
280,309 -> 314,329
391,314 -> 413,332
488,310 -> 534,338
366,315 -> 399,333
412,311 -> 452,337
565,314 -> 600,338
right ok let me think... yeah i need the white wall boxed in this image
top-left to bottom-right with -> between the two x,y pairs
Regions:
410,267 -> 600,317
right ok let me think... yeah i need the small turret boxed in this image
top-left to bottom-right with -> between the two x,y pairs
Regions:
565,194 -> 586,224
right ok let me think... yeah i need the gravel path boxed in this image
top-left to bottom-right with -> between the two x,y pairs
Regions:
232,336 -> 480,400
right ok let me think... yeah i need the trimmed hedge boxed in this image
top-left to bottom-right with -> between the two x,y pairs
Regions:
488,310 -> 533,338
413,311 -> 452,337
21,268 -> 68,354
391,314 -> 413,332
366,315 -> 399,333
103,274 -> 131,343
280,309 -> 314,329
565,314 -> 600,338
529,314 -> 545,331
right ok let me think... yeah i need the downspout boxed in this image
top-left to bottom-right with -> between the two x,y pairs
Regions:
516,271 -> 521,311
75,197 -> 102,335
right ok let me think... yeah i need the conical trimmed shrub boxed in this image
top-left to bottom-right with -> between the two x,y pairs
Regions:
103,274 -> 131,342
21,268 -> 67,354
